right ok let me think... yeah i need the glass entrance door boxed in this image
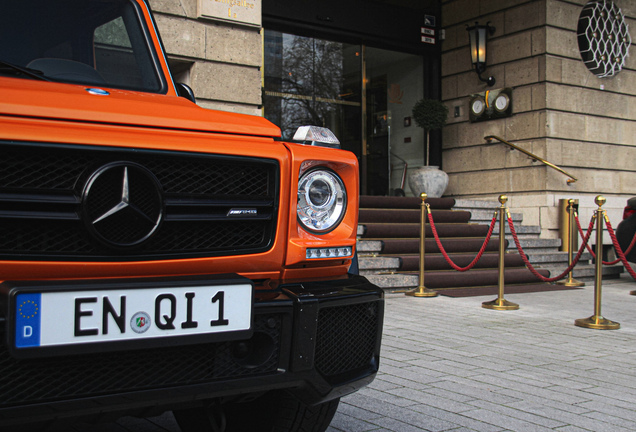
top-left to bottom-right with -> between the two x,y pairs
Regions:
263,31 -> 424,196
364,47 -> 424,196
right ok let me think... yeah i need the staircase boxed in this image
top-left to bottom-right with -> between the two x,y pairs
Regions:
357,196 -> 623,292
357,196 -> 550,291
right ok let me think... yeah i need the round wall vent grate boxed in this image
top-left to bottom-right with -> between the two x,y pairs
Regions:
577,0 -> 631,78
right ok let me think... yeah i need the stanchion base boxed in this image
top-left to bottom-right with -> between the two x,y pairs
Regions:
405,287 -> 438,298
556,278 -> 585,287
575,315 -> 620,330
482,298 -> 519,310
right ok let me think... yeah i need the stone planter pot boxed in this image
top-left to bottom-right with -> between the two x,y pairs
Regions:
407,165 -> 449,198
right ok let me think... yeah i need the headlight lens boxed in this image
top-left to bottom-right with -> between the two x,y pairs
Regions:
297,169 -> 346,233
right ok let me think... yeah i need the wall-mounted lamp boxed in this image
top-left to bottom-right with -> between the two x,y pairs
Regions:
466,22 -> 496,87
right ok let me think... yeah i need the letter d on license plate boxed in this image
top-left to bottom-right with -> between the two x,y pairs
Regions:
6,276 -> 253,358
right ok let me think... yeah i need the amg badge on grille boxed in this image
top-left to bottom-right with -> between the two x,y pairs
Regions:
227,208 -> 258,217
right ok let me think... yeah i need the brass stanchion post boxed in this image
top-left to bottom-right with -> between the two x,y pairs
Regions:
575,196 -> 619,330
557,199 -> 585,287
406,193 -> 438,298
482,195 -> 519,310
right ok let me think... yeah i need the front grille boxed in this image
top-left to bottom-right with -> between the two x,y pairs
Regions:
315,302 -> 379,377
0,142 -> 279,260
0,313 -> 282,407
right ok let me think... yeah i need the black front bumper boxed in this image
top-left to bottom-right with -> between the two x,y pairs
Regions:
0,274 -> 383,427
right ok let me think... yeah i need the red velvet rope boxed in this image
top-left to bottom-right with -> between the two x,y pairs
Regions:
576,212 -> 636,265
427,207 -> 497,271
507,212 -> 595,282
575,214 -> 617,264
426,203 -> 636,281
604,218 -> 636,280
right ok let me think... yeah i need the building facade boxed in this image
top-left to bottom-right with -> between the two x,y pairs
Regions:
442,0 -> 636,238
149,0 -> 635,239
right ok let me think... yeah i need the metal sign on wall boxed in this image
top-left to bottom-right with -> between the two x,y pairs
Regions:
198,0 -> 262,27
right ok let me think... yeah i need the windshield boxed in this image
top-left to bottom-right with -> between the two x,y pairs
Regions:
0,0 -> 166,93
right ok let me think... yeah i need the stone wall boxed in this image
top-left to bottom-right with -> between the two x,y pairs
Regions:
149,0 -> 263,115
441,0 -> 636,238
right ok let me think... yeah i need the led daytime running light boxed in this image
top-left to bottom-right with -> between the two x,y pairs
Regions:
306,246 -> 352,259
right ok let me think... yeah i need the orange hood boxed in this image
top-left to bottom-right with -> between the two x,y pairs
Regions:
0,78 -> 281,138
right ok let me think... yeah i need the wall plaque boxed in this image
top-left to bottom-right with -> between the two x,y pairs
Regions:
198,0 -> 261,28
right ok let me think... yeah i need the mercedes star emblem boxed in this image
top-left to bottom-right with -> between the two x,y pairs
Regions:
82,162 -> 163,248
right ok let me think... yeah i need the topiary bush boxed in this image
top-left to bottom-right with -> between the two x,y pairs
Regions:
412,98 -> 448,165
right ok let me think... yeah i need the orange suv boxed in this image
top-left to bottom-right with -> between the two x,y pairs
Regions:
0,1 -> 383,430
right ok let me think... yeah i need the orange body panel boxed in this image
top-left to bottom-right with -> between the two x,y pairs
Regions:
0,82 -> 358,284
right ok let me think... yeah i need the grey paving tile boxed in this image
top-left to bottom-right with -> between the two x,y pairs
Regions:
376,373 -> 434,390
406,359 -> 482,377
367,376 -> 409,392
408,405 -> 506,432
380,363 -> 448,382
337,399 -> 386,421
582,410 -> 636,430
328,414 -> 384,432
355,387 -> 421,407
425,379 -> 522,405
504,400 -> 591,417
466,400 -> 567,429
386,387 -> 477,412
467,374 -> 592,405
368,416 -> 448,432
578,399 -> 636,423
517,405 -> 636,432
552,427 -> 592,432
459,408 -> 556,432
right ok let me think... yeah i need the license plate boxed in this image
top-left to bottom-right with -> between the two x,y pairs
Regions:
8,276 -> 252,357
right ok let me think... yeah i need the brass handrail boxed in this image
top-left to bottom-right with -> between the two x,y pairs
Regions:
484,135 -> 578,184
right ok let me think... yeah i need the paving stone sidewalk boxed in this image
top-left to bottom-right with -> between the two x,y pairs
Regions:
68,275 -> 636,431
328,275 -> 636,432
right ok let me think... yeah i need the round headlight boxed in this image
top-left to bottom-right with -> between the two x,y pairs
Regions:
297,169 -> 346,233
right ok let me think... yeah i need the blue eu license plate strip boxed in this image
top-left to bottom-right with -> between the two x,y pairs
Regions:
15,293 -> 42,348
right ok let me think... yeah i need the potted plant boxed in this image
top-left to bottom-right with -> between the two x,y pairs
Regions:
407,98 -> 449,198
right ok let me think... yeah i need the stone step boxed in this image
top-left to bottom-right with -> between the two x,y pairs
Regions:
359,256 -> 400,273
357,249 -> 591,273
358,222 -> 490,238
361,261 -> 622,288
524,251 -> 592,264
453,198 -> 502,209
364,273 -> 418,290
513,237 -> 561,250
358,240 -> 382,254
498,223 -> 542,236
538,263 -> 624,280
357,235 -> 559,254
462,209 -> 524,223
